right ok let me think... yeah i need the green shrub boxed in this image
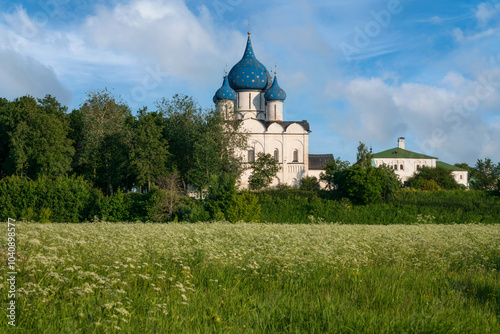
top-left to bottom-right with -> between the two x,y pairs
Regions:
0,175 -> 100,222
226,191 -> 261,223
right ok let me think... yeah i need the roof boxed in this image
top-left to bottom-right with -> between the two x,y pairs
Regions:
309,154 -> 334,170
228,34 -> 271,91
373,147 -> 437,160
213,76 -> 237,102
264,75 -> 286,102
436,161 -> 468,171
270,120 -> 310,132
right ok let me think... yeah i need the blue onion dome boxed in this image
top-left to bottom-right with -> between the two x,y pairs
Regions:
213,75 -> 237,103
265,75 -> 287,101
228,33 -> 271,91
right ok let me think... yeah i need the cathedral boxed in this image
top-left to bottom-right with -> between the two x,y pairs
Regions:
213,32 -> 332,188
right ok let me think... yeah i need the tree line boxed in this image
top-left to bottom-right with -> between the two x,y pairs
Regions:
0,90 -> 246,195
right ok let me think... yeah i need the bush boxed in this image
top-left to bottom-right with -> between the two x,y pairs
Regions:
226,192 -> 261,223
0,175 -> 100,222
299,176 -> 320,192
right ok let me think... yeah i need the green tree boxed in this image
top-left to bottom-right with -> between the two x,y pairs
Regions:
319,157 -> 350,190
0,98 -> 11,178
356,141 -> 373,169
1,95 -> 74,179
404,166 -> 460,190
471,158 -> 500,190
158,95 -> 247,193
157,94 -> 204,191
336,165 -> 383,204
130,108 -> 170,192
249,152 -> 281,190
77,89 -> 133,195
190,111 -> 246,191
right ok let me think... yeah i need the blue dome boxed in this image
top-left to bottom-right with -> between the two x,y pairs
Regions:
213,76 -> 237,103
265,75 -> 286,102
228,34 -> 271,91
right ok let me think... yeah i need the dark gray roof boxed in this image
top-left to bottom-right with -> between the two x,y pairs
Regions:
309,154 -> 334,170
265,120 -> 310,132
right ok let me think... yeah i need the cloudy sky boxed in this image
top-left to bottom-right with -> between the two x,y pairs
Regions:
1,0 -> 499,165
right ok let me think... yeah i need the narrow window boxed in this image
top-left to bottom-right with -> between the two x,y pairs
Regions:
274,149 -> 279,162
248,150 -> 255,163
293,150 -> 298,162
274,104 -> 277,120
460,175 -> 463,180
394,165 -> 398,170
400,164 -> 404,171
249,93 -> 251,109
416,164 -> 420,170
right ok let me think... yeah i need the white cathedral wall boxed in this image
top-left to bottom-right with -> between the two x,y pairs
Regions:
237,91 -> 265,113
237,119 -> 310,188
266,101 -> 283,121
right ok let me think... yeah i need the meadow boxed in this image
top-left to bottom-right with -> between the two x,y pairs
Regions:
1,222 -> 499,333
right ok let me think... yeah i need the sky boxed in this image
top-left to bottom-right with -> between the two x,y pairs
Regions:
0,0 -> 499,165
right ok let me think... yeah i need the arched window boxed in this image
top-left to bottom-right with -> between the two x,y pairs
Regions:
274,149 -> 279,162
293,149 -> 298,162
248,150 -> 255,163
274,104 -> 277,120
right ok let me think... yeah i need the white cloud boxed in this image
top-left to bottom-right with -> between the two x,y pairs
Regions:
0,49 -> 72,104
326,72 -> 500,164
452,27 -> 496,43
475,2 -> 500,26
81,0 -> 244,84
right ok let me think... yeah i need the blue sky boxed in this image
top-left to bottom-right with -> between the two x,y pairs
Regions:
1,0 -> 499,165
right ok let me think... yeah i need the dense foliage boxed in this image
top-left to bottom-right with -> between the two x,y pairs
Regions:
405,166 -> 460,190
1,93 -> 500,224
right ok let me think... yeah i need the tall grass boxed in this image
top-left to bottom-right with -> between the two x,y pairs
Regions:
1,223 -> 498,333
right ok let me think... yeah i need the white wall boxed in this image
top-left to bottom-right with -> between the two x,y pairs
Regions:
373,158 -> 436,183
237,119 -> 310,188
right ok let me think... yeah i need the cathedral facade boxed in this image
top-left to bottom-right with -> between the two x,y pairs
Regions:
213,33 -> 331,188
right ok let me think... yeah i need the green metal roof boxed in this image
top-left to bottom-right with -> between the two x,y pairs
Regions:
372,147 -> 437,160
436,161 -> 468,171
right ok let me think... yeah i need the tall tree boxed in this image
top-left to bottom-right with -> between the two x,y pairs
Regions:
356,141 -> 373,169
190,111 -> 246,191
249,152 -> 281,190
472,158 -> 500,190
130,108 -> 170,192
157,94 -> 204,191
320,157 -> 351,190
77,89 -> 133,195
1,95 -> 74,179
0,98 -> 10,178
157,94 -> 247,192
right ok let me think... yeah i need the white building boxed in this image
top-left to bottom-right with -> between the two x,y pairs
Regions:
213,33 -> 331,188
372,137 -> 469,188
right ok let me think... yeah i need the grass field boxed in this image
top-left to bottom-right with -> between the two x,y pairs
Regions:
1,222 -> 499,333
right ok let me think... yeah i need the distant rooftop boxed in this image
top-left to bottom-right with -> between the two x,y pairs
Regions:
373,147 -> 437,160
309,154 -> 334,170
